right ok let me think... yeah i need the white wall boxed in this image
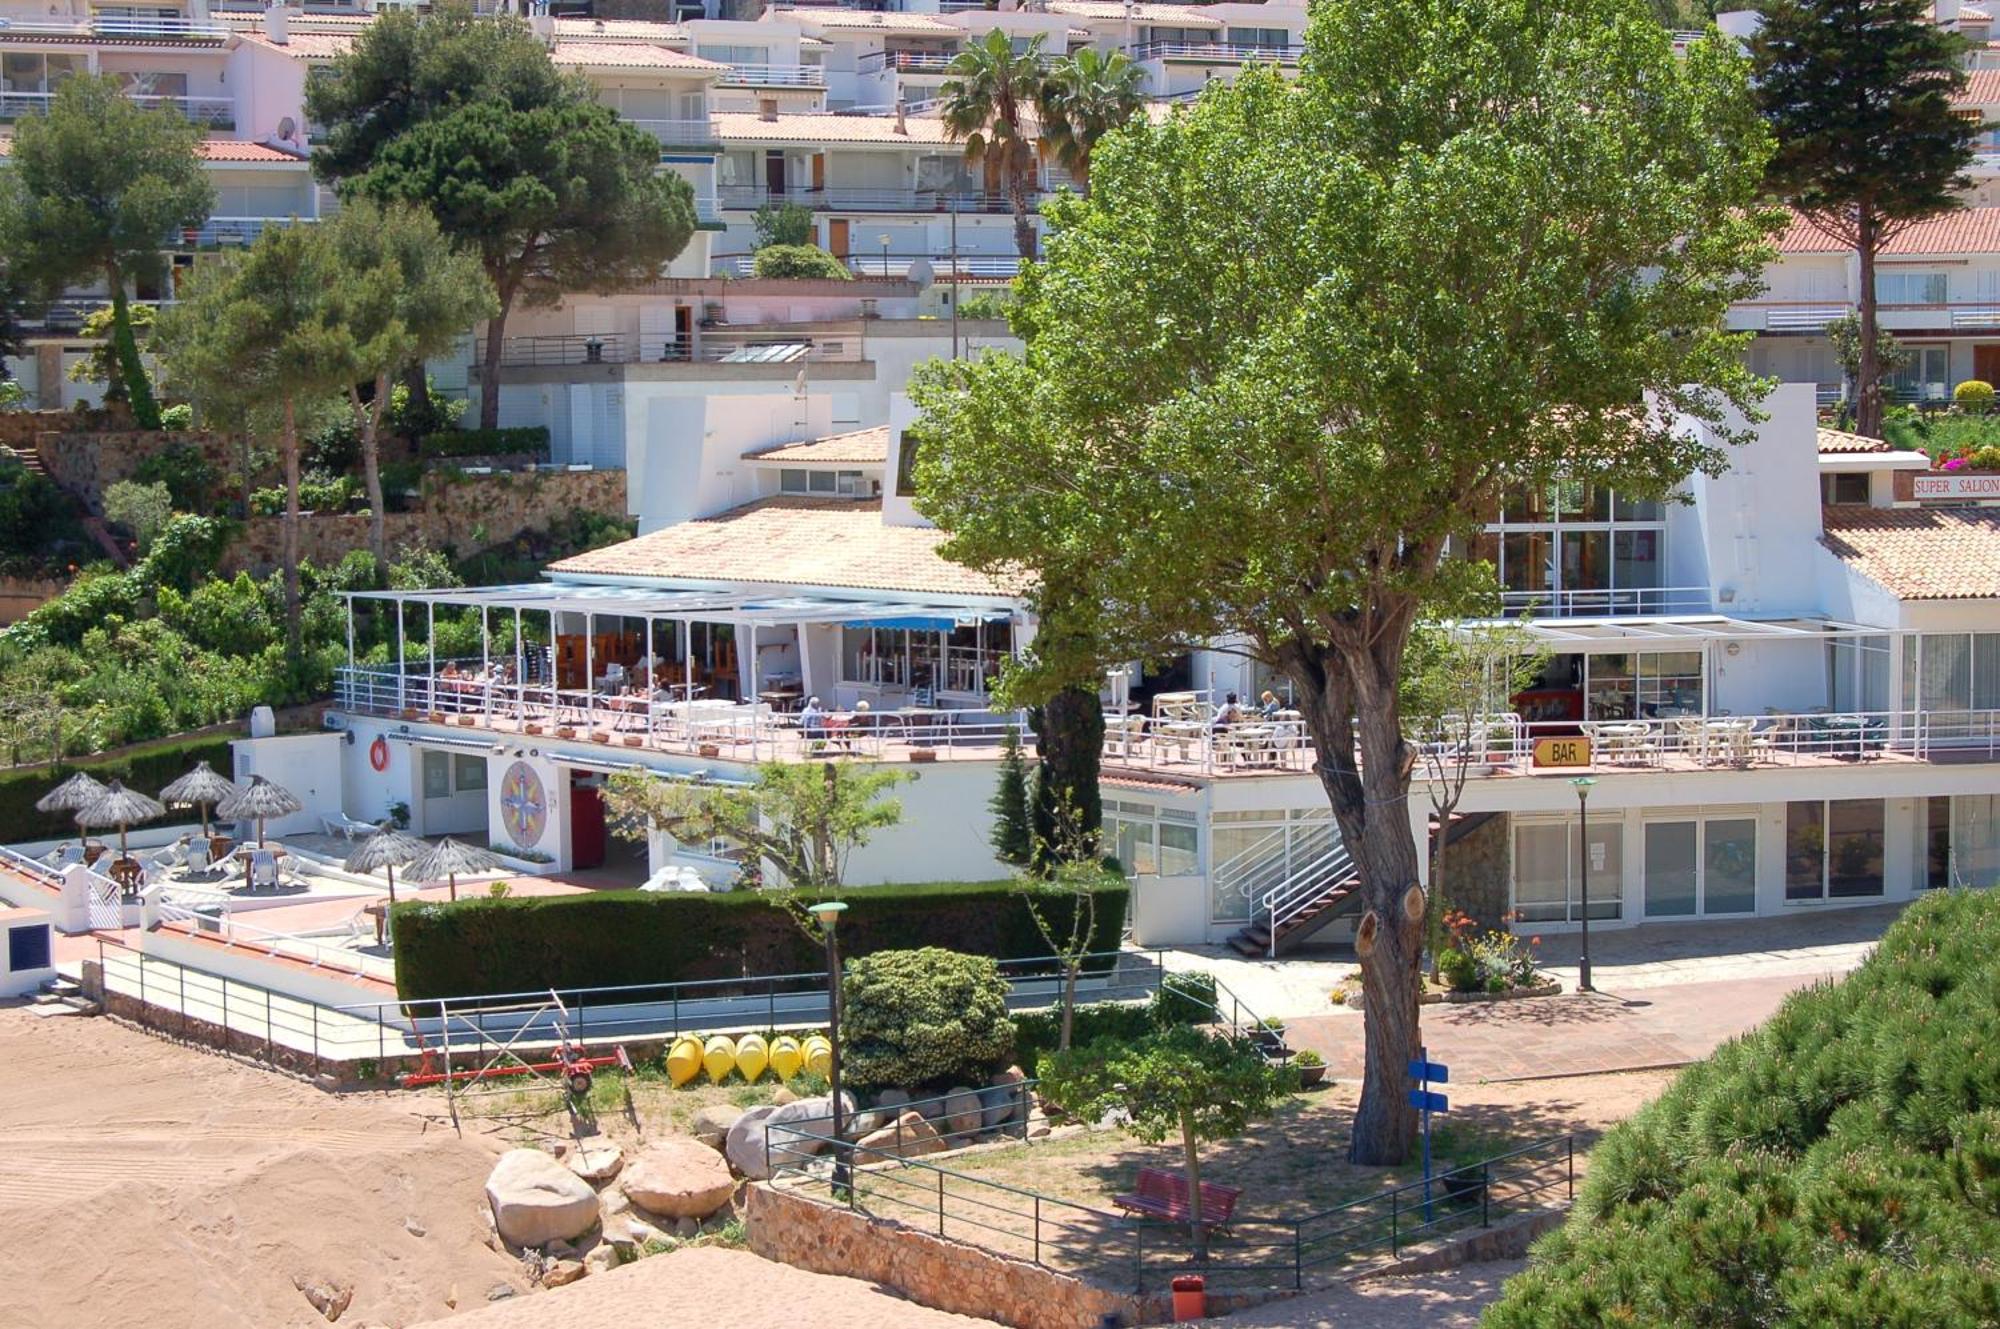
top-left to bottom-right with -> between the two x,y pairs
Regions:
486,751 -> 568,867
230,732 -> 344,840
1678,382 -> 1824,616
839,757 -> 1014,885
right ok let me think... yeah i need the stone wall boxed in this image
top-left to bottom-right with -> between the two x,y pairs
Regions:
219,468 -> 629,576
0,575 -> 70,625
35,429 -> 238,513
1440,811 -> 1510,932
745,1182 -> 1150,1329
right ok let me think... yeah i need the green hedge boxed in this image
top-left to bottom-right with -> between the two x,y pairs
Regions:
0,733 -> 233,841
418,426 -> 550,460
1487,889 -> 2000,1327
390,876 -> 1129,1000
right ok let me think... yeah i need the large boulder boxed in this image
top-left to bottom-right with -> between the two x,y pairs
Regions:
981,1067 -> 1028,1131
856,1110 -> 945,1159
691,1104 -> 743,1149
943,1087 -> 984,1141
725,1094 -> 856,1180
567,1141 -> 624,1182
485,1149 -> 600,1249
621,1138 -> 736,1220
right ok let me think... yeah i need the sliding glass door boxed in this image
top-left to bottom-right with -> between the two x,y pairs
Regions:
1644,816 -> 1756,917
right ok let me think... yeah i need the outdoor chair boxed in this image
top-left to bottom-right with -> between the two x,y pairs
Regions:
1113,1168 -> 1243,1235
247,849 -> 280,891
320,812 -> 378,841
146,836 -> 192,876
42,843 -> 84,871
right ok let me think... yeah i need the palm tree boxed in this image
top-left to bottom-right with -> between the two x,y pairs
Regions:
940,30 -> 1049,261
1037,48 -> 1145,196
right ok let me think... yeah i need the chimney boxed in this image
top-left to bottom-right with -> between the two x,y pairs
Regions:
527,8 -> 555,43
263,1 -> 289,44
893,97 -> 907,135
759,96 -> 780,121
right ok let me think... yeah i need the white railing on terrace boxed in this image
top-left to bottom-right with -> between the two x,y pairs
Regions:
1953,305 -> 2000,328
0,91 -> 235,126
0,14 -> 228,37
716,185 -> 1038,214
0,843 -> 64,890
1126,41 -> 1302,62
1496,585 -> 1711,617
333,664 -> 1030,765
718,62 -> 826,86
182,216 -> 305,247
1751,303 -> 1851,332
159,904 -> 390,981
860,50 -> 959,72
843,252 -> 1020,279
497,329 -> 865,367
629,117 -> 722,146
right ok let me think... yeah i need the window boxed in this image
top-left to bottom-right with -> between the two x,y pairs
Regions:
454,754 -> 488,793
1827,635 -> 1890,713
1874,270 -> 1948,304
1888,345 -> 1951,401
1913,632 -> 2000,714
1948,795 -> 2000,888
1226,26 -> 1291,46
8,922 -> 51,974
698,44 -> 772,65
1644,816 -> 1755,917
422,751 -> 451,800
1159,818 -> 1199,877
1514,820 -> 1623,924
1483,483 -> 1669,611
1786,799 -> 1884,900
1822,472 -> 1871,504
896,430 -> 923,497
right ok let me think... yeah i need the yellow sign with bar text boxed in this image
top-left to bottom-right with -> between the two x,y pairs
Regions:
1533,736 -> 1592,769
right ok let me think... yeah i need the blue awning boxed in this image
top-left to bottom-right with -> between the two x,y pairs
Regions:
846,616 -> 956,632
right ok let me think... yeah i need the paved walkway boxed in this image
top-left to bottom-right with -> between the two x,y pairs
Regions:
1198,1259 -> 1523,1328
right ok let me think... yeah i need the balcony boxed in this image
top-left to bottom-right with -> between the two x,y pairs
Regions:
1126,41 -> 1302,63
858,50 -> 959,74
497,330 -> 866,368
717,186 -> 1041,214
0,15 -> 228,39
176,216 -> 305,248
710,251 -> 1021,279
0,91 -> 234,129
630,117 -> 722,149
1496,586 -> 1711,618
717,63 -> 826,87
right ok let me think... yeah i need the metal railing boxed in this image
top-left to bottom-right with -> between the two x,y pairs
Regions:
495,329 -> 865,368
1495,585 -> 1711,617
180,216 -> 306,248
843,252 -> 1021,278
0,843 -> 65,890
717,185 -> 1041,214
0,91 -> 235,127
628,116 -> 722,146
0,14 -> 228,37
1126,41 -> 1302,62
858,50 -> 960,73
718,62 -> 826,85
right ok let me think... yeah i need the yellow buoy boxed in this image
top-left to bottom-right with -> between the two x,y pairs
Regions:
735,1032 -> 770,1083
665,1035 -> 703,1087
703,1034 -> 738,1084
768,1035 -> 804,1082
802,1033 -> 832,1077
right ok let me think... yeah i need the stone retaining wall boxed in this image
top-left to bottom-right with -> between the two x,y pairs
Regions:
1442,811 -> 1510,932
0,575 -> 70,624
35,429 -> 239,512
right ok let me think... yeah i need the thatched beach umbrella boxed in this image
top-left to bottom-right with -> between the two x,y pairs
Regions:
160,760 -> 239,840
216,774 -> 302,848
409,837 -> 501,902
36,771 -> 106,816
74,780 -> 166,863
345,824 -> 424,909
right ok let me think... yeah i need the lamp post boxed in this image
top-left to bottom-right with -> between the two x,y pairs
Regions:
878,234 -> 891,278
810,900 -> 850,1195
1570,776 -> 1597,993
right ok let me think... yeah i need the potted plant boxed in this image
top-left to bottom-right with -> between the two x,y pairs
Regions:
1292,1049 -> 1326,1088
1442,1163 -> 1487,1208
388,801 -> 411,830
1253,1015 -> 1288,1056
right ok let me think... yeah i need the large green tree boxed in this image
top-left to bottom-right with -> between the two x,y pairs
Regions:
324,200 -> 497,578
910,0 -> 1778,1163
308,4 -> 696,429
0,75 -> 214,429
940,30 -> 1048,260
1751,0 -> 1975,437
155,225 -> 363,659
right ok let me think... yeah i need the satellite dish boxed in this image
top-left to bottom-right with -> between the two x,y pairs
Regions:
906,257 -> 935,287
275,116 -> 297,140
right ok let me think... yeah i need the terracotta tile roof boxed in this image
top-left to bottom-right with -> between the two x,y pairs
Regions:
549,496 -> 1025,597
1100,770 -> 1204,795
745,426 -> 890,465
780,7 -> 959,33
1778,208 -> 2000,255
553,17 -> 689,41
1048,0 -> 1225,25
1958,68 -> 2000,103
713,110 -> 958,144
551,40 -> 724,71
1818,427 -> 1893,455
0,136 -> 308,163
1821,503 -> 2000,599
234,29 -> 360,58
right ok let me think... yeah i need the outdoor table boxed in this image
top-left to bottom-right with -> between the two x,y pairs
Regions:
1702,718 -> 1757,765
1596,721 -> 1653,764
1816,713 -> 1880,760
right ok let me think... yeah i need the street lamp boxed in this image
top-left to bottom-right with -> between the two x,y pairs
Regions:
1570,776 -> 1597,993
810,900 -> 850,1195
878,234 -> 891,278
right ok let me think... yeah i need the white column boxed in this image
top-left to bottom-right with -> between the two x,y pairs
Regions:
584,612 -> 595,733
480,604 -> 491,716
395,597 -> 406,711
644,616 -> 657,740
515,605 -> 526,724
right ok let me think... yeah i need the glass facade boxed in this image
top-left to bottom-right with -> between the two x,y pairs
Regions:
1474,482 -> 1666,613
1643,816 -> 1756,918
1785,800 -> 1884,901
1514,819 -> 1623,923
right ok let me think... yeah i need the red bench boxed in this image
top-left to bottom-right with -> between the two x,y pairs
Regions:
1113,1167 -> 1243,1232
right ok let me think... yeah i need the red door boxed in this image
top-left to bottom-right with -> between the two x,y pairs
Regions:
570,777 -> 606,871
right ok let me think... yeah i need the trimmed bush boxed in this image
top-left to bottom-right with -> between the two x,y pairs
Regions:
1011,984 -> 1218,1078
840,947 -> 1014,1092
391,876 -> 1128,1000
0,733 -> 232,841
1486,889 -> 2000,1328
752,244 -> 851,280
418,426 -> 551,460
1956,379 -> 1996,414
1151,970 -> 1218,1027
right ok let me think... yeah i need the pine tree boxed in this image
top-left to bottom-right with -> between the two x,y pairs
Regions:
1751,0 -> 1976,437
989,725 -> 1033,867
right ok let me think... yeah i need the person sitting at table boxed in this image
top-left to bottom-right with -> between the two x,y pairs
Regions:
1258,689 -> 1282,720
800,696 -> 826,748
1213,692 -> 1245,733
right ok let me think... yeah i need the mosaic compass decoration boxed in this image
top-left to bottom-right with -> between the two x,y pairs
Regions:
499,761 -> 548,848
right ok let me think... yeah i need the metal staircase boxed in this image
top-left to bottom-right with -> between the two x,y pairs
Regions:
1223,821 -> 1361,957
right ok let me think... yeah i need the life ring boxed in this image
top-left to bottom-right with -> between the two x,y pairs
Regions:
368,736 -> 390,772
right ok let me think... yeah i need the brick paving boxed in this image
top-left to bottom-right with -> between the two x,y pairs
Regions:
1287,971 -> 1823,1083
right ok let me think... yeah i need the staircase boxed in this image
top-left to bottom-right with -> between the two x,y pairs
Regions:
3,445 -> 48,477
27,974 -> 101,1019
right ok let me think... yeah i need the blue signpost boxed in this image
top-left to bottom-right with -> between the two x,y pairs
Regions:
1407,1048 -> 1450,1220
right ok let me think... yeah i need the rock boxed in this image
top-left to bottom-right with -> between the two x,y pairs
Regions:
312,1073 -> 340,1094
846,1108 -> 890,1138
981,1067 -> 1028,1130
943,1086 -> 984,1140
545,1140 -> 567,1158
673,1216 -> 700,1239
625,1216 -> 665,1244
445,1284 -> 457,1310
585,1244 -> 618,1274
566,1141 -> 624,1183
544,1238 -> 577,1261
856,1110 -> 945,1159
875,1087 -> 911,1111
542,1259 -> 586,1288
484,1149 -> 601,1249
1026,1108 -> 1051,1139
691,1104 -> 744,1148
403,1217 -> 426,1238
622,1137 -> 736,1219
770,1085 -> 798,1106
486,1284 -> 516,1302
292,1274 -> 353,1323
725,1095 -> 854,1180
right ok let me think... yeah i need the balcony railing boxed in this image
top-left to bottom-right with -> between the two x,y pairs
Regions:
0,90 -> 234,128
0,15 -> 228,38
176,216 -> 305,248
497,330 -> 866,368
717,62 -> 826,86
629,117 -> 722,147
707,251 -> 1021,279
717,186 -> 1041,214
858,50 -> 959,73
1127,41 -> 1303,62
1496,586 -> 1711,618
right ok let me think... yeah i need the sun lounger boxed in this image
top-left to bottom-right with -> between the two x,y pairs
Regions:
320,812 -> 378,841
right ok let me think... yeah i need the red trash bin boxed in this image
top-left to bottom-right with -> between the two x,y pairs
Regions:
1171,1273 -> 1207,1322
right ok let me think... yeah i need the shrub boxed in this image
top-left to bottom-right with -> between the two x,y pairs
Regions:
1014,999 -> 1159,1076
0,463 -> 77,558
1151,970 -> 1217,1026
102,480 -> 174,552
249,473 -> 361,516
1487,890 -> 2000,1328
390,876 -> 1129,1000
840,947 -> 1014,1092
1956,379 -> 1996,414
157,403 -> 193,431
752,201 -> 816,249
418,426 -> 550,460
1437,946 -> 1479,993
0,732 -> 232,840
752,244 -> 851,281
133,441 -> 216,513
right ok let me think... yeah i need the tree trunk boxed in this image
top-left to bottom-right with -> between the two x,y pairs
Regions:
281,393 -> 303,663
356,374 -> 391,583
1030,684 -> 1104,868
105,269 -> 161,430
401,359 -> 432,422
1059,960 -> 1078,1051
1009,144 -> 1037,261
1426,796 -> 1450,984
1856,207 -> 1882,439
478,296 -> 512,431
1181,1111 -> 1207,1262
1283,623 -> 1423,1167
